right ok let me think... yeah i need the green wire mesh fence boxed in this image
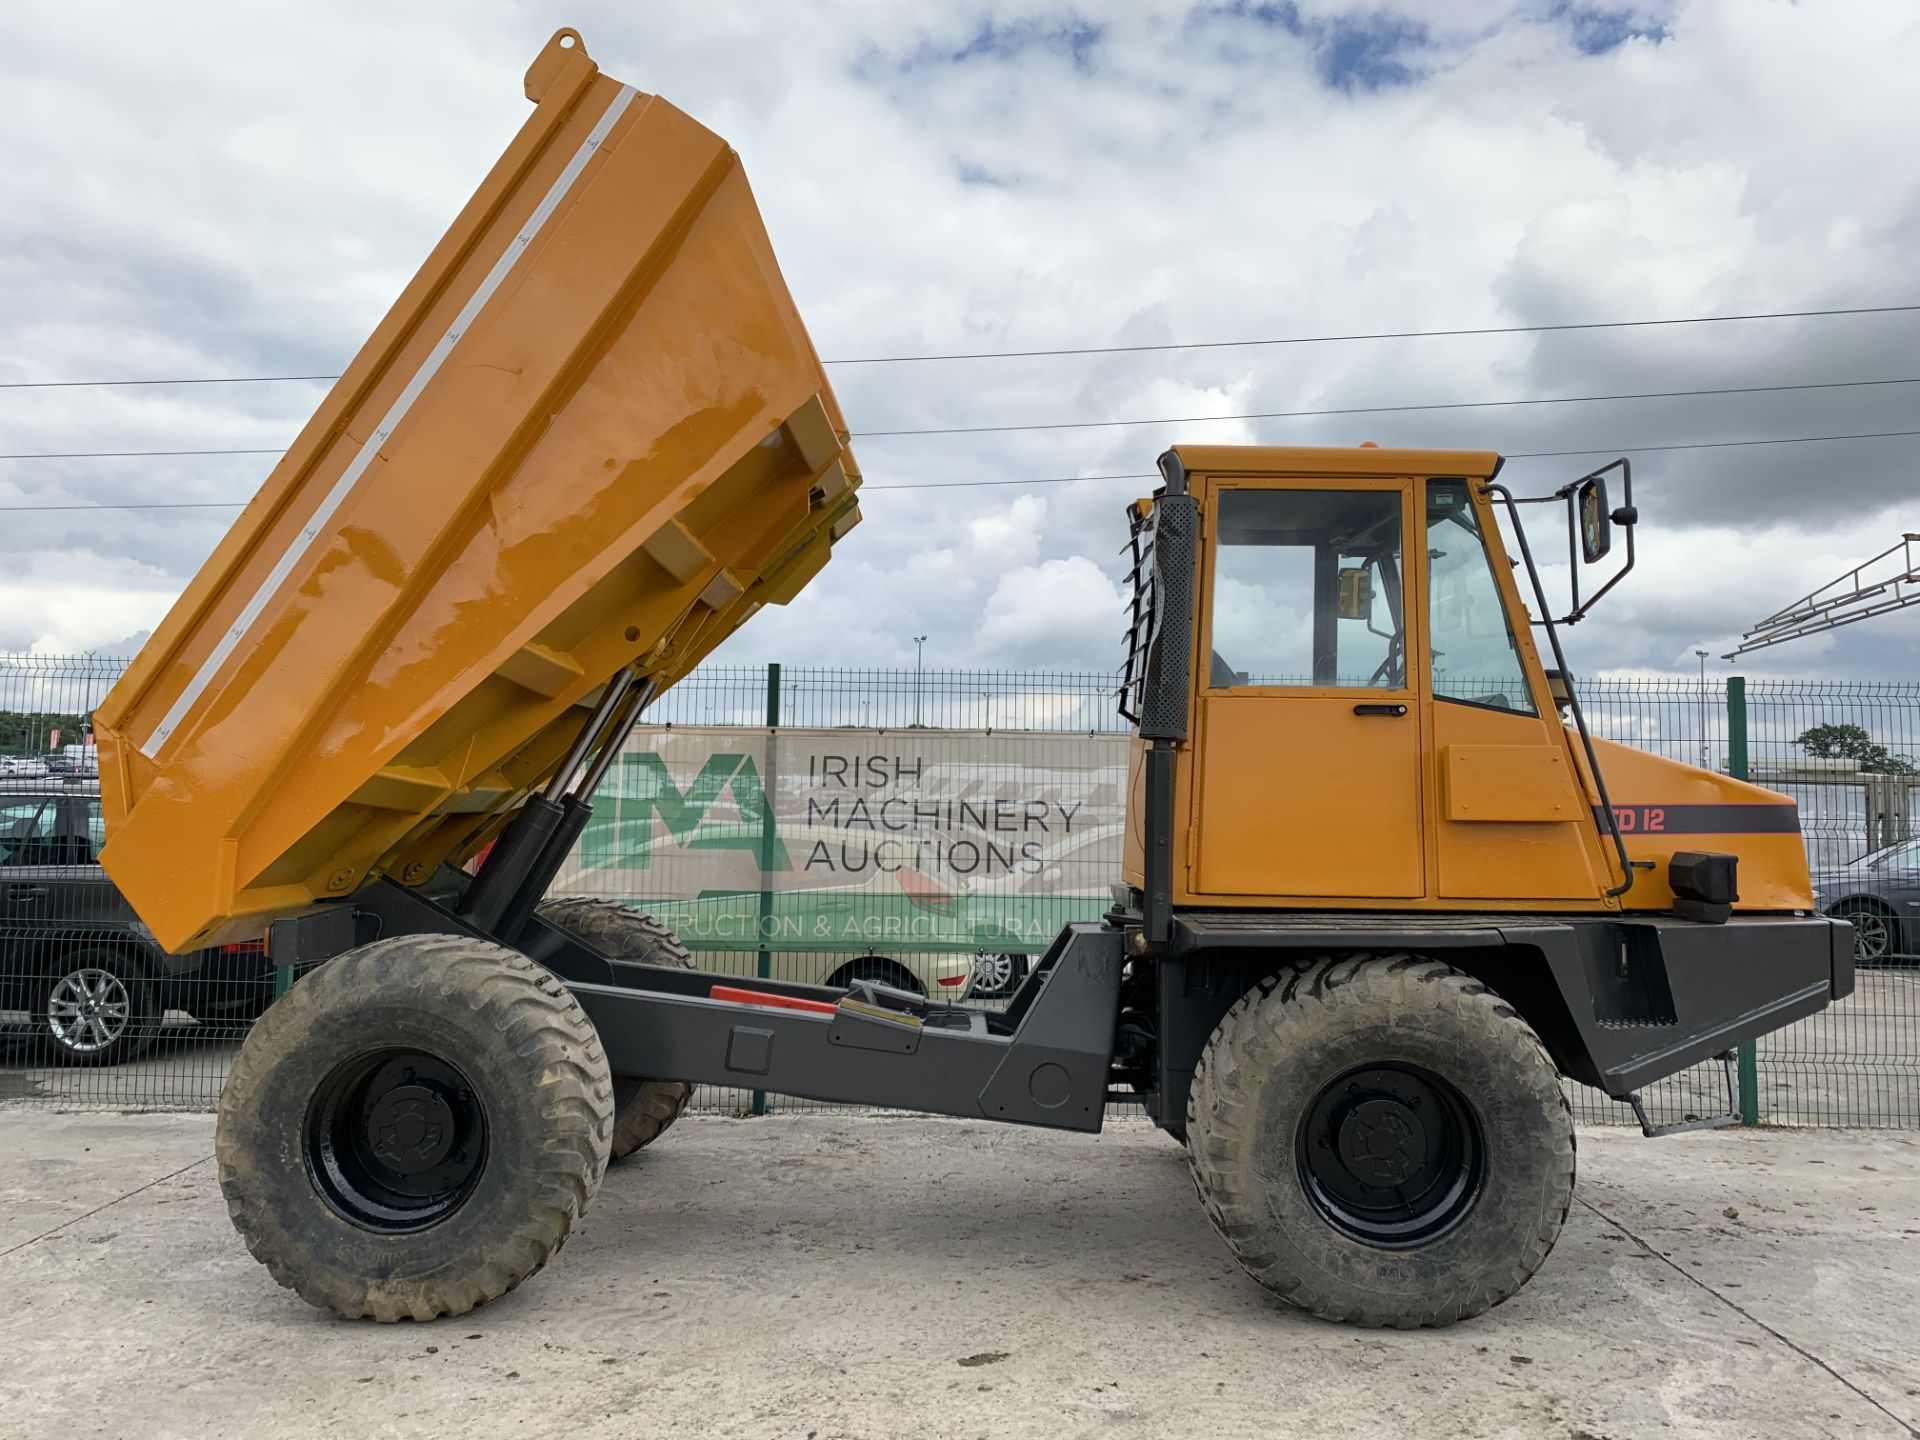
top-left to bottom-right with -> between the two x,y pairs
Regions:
2,656 -> 1914,1128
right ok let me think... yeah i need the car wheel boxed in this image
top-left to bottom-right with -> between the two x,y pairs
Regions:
969,951 -> 1028,999
31,947 -> 160,1066
829,957 -> 925,997
1833,901 -> 1896,965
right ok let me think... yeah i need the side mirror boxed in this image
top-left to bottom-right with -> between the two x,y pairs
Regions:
1336,565 -> 1374,620
1578,476 -> 1611,563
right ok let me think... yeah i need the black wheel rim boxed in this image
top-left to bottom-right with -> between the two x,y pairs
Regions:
1297,1062 -> 1485,1250
305,1049 -> 488,1233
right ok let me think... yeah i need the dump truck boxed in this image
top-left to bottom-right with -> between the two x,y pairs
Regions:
94,31 -> 1850,1328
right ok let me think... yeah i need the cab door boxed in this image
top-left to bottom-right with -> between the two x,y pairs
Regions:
1191,478 -> 1425,899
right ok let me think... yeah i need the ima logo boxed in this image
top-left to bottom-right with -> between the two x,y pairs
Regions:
612,752 -> 790,871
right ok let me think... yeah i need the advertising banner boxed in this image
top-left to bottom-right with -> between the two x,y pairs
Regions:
556,726 -> 1129,952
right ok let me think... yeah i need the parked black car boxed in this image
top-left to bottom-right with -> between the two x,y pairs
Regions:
0,779 -> 275,1065
1811,834 -> 1920,965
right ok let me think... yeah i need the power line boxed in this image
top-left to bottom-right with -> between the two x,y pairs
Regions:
0,500 -> 244,512
1504,427 -> 1920,460
863,428 -> 1920,487
3,301 -> 1916,389
852,375 -> 1920,439
2,426 -> 1913,508
0,374 -> 335,391
866,473 -> 1158,492
0,447 -> 281,461
9,372 -> 1919,463
826,303 -> 1920,365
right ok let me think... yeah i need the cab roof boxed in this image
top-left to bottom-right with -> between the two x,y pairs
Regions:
1167,444 -> 1504,480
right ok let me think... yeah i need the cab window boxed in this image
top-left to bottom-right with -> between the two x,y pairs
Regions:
0,799 -> 54,865
1209,488 -> 1405,689
1426,479 -> 1535,715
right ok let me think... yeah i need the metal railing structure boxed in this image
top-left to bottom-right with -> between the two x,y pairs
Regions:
2,656 -> 1914,1129
0,655 -> 270,1109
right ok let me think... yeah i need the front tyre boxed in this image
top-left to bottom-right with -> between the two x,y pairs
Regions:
1186,955 -> 1573,1328
215,935 -> 613,1322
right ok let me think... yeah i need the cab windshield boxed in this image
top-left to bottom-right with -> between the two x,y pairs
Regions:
1426,479 -> 1535,716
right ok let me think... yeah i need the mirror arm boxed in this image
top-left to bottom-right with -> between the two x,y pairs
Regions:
1560,459 -> 1636,623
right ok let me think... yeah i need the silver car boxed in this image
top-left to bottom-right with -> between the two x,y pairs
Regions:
1812,835 -> 1920,964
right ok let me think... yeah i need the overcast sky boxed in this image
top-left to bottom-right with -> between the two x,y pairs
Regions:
2,0 -> 1916,686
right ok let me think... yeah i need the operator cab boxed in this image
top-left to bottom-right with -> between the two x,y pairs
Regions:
1125,446 -> 1628,910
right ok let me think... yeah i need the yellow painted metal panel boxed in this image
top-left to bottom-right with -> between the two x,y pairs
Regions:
1442,744 -> 1580,822
1432,707 -> 1606,902
1194,695 -> 1425,899
1591,739 -> 1815,912
93,31 -> 861,951
1170,444 -> 1502,480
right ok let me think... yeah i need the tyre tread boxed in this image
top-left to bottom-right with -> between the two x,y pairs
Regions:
216,934 -> 612,1322
1186,952 -> 1575,1329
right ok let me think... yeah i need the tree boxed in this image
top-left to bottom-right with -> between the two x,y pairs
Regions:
1795,723 -> 1918,775
0,709 -> 92,755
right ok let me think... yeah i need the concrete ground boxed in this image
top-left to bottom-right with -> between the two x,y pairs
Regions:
1,1113 -> 1916,1440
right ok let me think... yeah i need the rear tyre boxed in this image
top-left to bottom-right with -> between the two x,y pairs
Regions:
536,898 -> 697,1159
1186,954 -> 1574,1328
215,935 -> 612,1321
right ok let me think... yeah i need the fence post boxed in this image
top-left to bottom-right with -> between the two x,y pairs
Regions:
1727,675 -> 1761,1125
752,662 -> 781,1118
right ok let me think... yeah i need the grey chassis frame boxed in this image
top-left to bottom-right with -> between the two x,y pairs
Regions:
269,873 -> 1851,1138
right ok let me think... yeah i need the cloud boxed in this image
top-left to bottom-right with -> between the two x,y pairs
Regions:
975,555 -> 1130,666
1,0 -> 1916,682
0,552 -> 177,654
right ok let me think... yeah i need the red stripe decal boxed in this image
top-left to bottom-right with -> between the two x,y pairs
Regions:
709,985 -> 839,1016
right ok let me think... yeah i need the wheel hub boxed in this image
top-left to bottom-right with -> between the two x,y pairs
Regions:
974,953 -> 1015,992
1337,1098 -> 1427,1187
366,1084 -> 458,1174
305,1050 -> 487,1233
1298,1063 -> 1485,1250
